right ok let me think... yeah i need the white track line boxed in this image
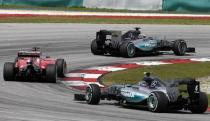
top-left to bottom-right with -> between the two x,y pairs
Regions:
133,61 -> 171,66
190,58 -> 210,62
65,73 -> 102,78
87,66 -> 126,72
1,9 -> 210,17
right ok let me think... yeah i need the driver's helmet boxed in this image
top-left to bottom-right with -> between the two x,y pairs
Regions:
27,59 -> 33,65
143,72 -> 158,88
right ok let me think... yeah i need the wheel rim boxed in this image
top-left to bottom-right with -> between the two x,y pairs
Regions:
127,43 -> 135,57
179,42 -> 187,54
86,86 -> 92,103
148,93 -> 158,111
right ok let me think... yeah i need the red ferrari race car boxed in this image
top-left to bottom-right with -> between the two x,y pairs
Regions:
3,47 -> 67,83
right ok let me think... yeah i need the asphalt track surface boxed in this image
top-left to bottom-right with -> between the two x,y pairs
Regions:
0,24 -> 210,121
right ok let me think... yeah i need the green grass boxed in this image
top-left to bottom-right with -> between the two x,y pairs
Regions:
102,62 -> 210,85
0,16 -> 210,24
208,95 -> 210,106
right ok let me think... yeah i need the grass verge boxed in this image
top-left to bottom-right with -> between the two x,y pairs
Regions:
102,62 -> 210,106
102,62 -> 210,85
0,15 -> 210,24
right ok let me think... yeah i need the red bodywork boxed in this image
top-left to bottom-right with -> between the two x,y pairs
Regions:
14,50 -> 56,79
15,57 -> 55,70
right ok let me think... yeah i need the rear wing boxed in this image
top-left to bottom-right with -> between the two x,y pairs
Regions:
18,51 -> 41,57
96,30 -> 121,42
174,79 -> 200,100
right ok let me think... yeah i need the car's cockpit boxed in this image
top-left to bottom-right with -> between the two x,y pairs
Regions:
122,27 -> 141,40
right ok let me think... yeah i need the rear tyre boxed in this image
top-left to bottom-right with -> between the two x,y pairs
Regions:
86,84 -> 101,105
46,64 -> 57,83
120,42 -> 135,58
91,39 -> 103,55
147,91 -> 168,112
56,59 -> 66,77
173,39 -> 187,56
3,62 -> 15,81
190,92 -> 208,113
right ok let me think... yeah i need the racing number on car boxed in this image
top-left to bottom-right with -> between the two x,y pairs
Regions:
194,85 -> 199,93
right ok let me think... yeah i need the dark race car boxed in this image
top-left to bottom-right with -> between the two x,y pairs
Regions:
74,73 -> 208,113
3,47 -> 67,82
91,28 -> 195,58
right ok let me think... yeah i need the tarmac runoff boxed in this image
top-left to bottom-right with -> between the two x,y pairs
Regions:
1,9 -> 210,19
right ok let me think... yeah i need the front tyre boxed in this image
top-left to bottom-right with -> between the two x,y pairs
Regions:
46,64 -> 57,83
86,84 -> 101,105
91,39 -> 103,55
190,92 -> 208,113
120,42 -> 136,58
147,91 -> 168,112
3,62 -> 15,81
56,59 -> 66,77
173,39 -> 187,56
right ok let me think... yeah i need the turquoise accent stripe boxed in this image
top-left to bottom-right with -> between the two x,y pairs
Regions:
163,0 -> 210,12
2,0 -> 84,7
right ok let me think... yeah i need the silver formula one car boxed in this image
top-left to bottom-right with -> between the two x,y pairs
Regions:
91,28 -> 195,58
74,73 -> 208,113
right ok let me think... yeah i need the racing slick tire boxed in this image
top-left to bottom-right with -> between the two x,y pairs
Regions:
56,59 -> 66,77
91,39 -> 103,55
46,64 -> 57,83
147,91 -> 168,113
3,62 -> 15,81
190,92 -> 208,113
86,84 -> 101,105
120,42 -> 136,58
173,39 -> 187,56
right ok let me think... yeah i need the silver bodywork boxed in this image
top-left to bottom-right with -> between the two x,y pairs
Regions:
108,78 -> 180,103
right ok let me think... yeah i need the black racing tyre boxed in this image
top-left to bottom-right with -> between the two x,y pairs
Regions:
46,64 -> 57,83
173,39 -> 187,56
3,62 -> 15,81
86,84 -> 101,105
190,92 -> 208,113
56,59 -> 66,77
147,91 -> 168,112
91,39 -> 103,55
120,42 -> 136,58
